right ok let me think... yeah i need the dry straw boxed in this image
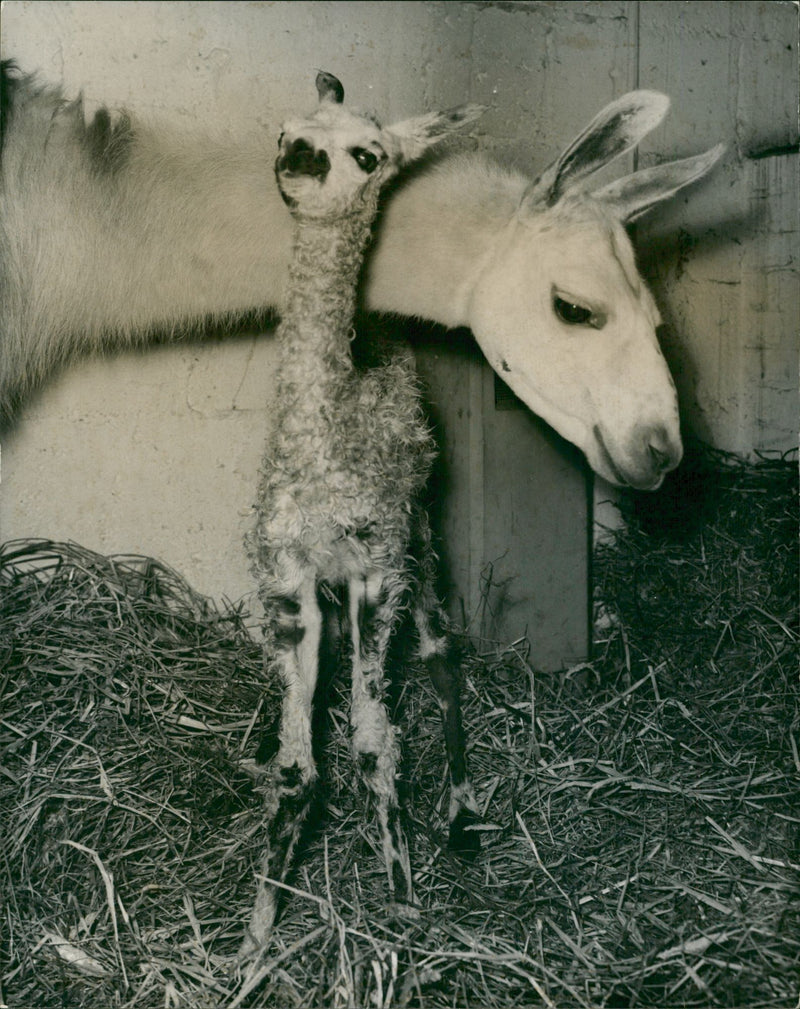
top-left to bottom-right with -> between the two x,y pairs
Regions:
1,446 -> 797,1007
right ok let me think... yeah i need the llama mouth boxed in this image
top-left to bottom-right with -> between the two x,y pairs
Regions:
592,425 -> 663,490
276,186 -> 298,209
592,425 -> 628,485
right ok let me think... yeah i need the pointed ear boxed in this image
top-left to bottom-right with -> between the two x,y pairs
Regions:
315,70 -> 344,104
521,91 -> 670,211
387,103 -> 485,164
593,144 -> 726,221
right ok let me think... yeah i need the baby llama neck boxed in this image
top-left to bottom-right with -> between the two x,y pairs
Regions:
277,205 -> 376,404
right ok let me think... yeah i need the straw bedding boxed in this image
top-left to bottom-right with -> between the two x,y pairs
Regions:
1,447 -> 797,1007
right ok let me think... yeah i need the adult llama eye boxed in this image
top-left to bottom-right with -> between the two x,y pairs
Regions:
553,295 -> 594,326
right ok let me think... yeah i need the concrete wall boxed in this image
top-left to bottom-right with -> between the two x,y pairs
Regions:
1,2 -> 796,645
635,1 -> 798,458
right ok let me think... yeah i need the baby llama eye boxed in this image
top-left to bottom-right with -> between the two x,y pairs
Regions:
351,147 -> 379,173
553,295 -> 594,326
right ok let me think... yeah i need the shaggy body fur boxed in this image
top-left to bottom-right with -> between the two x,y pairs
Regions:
0,62 -> 289,415
242,78 -> 482,951
0,61 -> 722,493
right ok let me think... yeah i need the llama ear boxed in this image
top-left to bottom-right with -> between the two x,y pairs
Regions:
315,70 -> 344,104
521,91 -> 670,211
387,104 -> 485,163
593,144 -> 726,221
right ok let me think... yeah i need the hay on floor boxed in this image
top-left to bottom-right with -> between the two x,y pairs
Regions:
1,448 -> 797,1008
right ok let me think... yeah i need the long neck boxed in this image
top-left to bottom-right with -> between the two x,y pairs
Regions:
275,207 -> 374,423
12,93 -> 519,337
365,156 -> 527,327
2,86 -> 527,412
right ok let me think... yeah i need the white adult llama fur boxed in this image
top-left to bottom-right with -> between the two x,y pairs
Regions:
0,60 -> 723,491
242,71 -> 484,952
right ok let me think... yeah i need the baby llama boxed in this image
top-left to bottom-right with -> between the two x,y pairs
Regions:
243,72 -> 484,950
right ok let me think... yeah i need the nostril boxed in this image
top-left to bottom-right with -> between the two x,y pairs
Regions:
283,139 -> 330,178
313,150 -> 331,177
645,425 -> 681,475
287,138 -> 314,156
283,138 -> 310,168
286,144 -> 312,173
649,442 -> 670,471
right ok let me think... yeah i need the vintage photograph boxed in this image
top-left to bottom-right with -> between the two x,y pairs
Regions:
1,3 -> 797,1006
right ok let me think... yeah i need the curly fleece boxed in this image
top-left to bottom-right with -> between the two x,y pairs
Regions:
247,201 -> 436,599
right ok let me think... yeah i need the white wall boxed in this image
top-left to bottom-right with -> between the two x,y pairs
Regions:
1,1 -> 796,620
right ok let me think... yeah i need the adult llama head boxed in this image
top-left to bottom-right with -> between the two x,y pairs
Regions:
465,91 -> 724,490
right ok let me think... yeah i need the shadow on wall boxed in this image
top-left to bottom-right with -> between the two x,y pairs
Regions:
635,192 -> 773,452
0,306 -> 282,436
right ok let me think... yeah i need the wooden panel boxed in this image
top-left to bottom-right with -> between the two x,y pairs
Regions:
481,366 -> 590,666
411,327 -> 591,671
